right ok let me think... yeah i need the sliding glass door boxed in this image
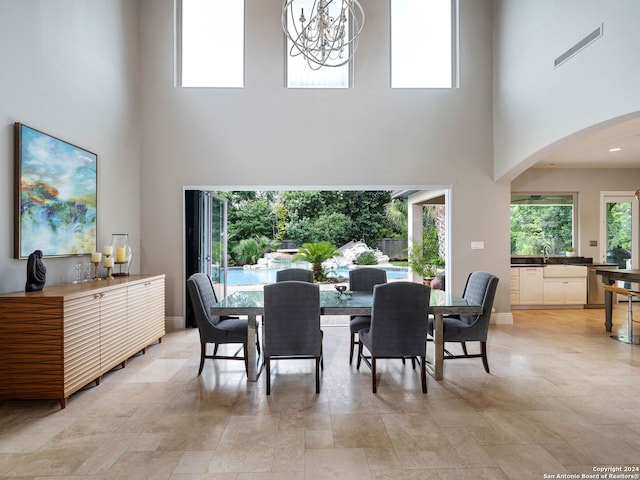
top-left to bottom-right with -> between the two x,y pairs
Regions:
185,190 -> 228,327
200,191 -> 228,294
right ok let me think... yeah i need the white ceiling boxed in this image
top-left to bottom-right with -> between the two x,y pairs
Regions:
534,116 -> 640,169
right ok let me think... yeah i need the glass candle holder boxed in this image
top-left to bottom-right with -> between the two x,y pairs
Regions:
111,233 -> 132,276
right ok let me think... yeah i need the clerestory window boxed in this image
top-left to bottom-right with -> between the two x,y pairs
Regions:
176,0 -> 245,88
284,0 -> 352,89
391,0 -> 458,89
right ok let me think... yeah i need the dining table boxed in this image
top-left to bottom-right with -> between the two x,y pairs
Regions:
211,287 -> 482,382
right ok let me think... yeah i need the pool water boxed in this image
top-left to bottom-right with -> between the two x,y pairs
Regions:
226,266 -> 408,285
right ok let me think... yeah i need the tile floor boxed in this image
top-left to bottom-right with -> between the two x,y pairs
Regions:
1,307 -> 640,479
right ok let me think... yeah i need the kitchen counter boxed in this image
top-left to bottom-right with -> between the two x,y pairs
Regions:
511,256 -> 617,267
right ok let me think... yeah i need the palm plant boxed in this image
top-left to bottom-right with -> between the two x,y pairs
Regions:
292,241 -> 338,281
233,236 -> 278,265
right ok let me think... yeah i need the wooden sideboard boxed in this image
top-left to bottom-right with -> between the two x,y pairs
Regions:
0,274 -> 165,408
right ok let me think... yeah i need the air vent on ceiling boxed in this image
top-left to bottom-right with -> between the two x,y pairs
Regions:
554,24 -> 603,68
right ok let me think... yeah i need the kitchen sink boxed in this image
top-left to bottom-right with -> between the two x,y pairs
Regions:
543,264 -> 587,277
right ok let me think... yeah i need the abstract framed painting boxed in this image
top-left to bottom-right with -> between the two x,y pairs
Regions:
14,123 -> 97,259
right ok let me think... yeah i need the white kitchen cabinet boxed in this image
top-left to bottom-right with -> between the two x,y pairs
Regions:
519,267 -> 544,304
543,278 -> 587,304
510,269 -> 520,305
542,265 -> 587,305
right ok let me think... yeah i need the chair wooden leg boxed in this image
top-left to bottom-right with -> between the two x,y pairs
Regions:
213,344 -> 219,356
481,341 -> 490,373
420,356 -> 427,394
462,342 -> 468,355
372,357 -> 377,393
349,332 -> 355,364
411,357 -> 416,369
356,341 -> 363,369
315,356 -> 320,393
243,343 -> 249,376
198,343 -> 206,376
266,357 -> 271,395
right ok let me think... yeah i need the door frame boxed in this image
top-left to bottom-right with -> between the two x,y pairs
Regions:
599,191 -> 639,268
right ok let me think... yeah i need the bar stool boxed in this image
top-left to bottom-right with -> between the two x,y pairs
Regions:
602,284 -> 640,345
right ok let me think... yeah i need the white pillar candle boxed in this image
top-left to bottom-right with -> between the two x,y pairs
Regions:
91,252 -> 102,263
104,257 -> 114,268
103,246 -> 113,256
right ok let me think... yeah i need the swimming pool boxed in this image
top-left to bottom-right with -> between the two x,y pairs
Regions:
226,266 -> 408,285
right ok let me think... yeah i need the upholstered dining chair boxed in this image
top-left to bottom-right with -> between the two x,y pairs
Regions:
187,273 -> 255,376
263,281 -> 323,395
348,267 -> 387,364
276,268 -> 314,283
357,281 -> 431,394
428,271 -> 499,373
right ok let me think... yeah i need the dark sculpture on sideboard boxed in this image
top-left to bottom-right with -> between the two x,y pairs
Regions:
25,249 -> 46,292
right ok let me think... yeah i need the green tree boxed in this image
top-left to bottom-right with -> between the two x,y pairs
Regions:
510,205 -> 572,254
310,213 -> 352,245
223,192 -> 277,263
384,199 -> 408,236
606,202 -> 631,250
279,190 -> 392,246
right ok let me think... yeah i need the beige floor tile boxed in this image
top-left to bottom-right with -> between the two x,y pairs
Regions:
104,450 -> 183,479
267,429 -> 302,472
331,413 -> 393,448
173,450 -> 216,474
304,448 -> 371,480
2,308 -> 640,479
371,469 -> 442,480
363,447 -> 401,472
437,467 -> 509,479
304,430 -> 334,449
482,443 -> 570,480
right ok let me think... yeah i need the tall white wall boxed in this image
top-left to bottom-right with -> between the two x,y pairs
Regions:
493,0 -> 640,181
0,0 -> 141,293
139,0 -> 511,320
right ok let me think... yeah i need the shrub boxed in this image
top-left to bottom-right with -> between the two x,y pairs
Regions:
356,251 -> 378,265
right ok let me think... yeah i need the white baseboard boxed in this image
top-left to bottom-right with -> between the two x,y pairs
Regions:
491,312 -> 513,325
165,316 -> 185,331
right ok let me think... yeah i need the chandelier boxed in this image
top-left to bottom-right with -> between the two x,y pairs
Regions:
282,0 -> 365,70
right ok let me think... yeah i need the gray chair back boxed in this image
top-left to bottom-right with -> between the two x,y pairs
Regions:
276,268 -> 313,283
187,273 -> 234,343
263,281 -> 321,357
460,272 -> 499,327
367,281 -> 431,357
187,273 -> 220,331
349,267 -> 387,292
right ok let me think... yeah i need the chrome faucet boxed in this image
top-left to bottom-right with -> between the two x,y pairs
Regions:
543,244 -> 552,263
